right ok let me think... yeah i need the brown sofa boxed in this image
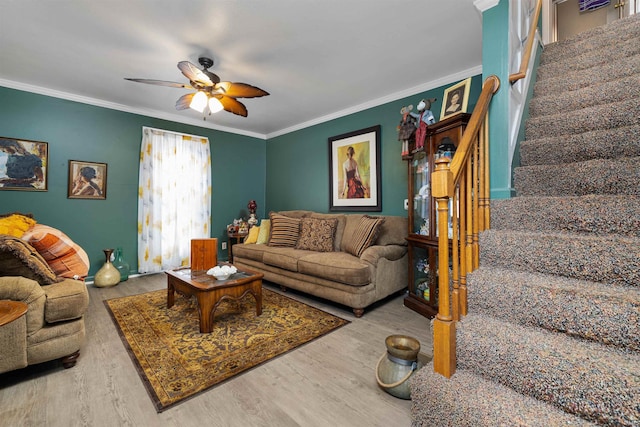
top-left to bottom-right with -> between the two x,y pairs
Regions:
232,210 -> 408,317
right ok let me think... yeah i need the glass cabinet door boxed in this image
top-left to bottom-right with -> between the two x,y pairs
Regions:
411,152 -> 430,236
409,244 -> 438,307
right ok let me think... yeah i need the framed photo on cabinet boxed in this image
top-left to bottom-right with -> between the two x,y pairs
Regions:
440,77 -> 471,120
328,125 -> 381,211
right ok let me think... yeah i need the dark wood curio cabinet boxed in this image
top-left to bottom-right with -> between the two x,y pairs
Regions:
403,113 -> 470,318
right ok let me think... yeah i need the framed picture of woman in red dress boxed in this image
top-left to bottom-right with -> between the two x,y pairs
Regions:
328,125 -> 381,212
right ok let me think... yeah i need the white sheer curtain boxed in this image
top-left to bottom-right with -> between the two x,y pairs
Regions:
137,127 -> 211,273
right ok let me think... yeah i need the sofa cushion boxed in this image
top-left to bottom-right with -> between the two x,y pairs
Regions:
276,210 -> 312,219
295,217 -> 337,252
256,219 -> 270,244
22,224 -> 90,279
232,243 -> 270,262
0,235 -> 60,285
0,214 -> 36,238
344,215 -> 385,257
310,213 -> 346,251
297,252 -> 370,286
340,214 -> 364,252
40,278 -> 89,323
375,215 -> 408,246
263,247 -> 315,272
243,226 -> 260,244
268,213 -> 301,248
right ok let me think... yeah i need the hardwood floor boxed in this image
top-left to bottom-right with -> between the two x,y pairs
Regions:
0,274 -> 433,427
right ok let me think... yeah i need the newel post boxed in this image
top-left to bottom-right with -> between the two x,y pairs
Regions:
431,158 -> 456,378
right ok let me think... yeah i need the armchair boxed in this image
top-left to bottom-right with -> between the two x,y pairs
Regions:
0,233 -> 89,373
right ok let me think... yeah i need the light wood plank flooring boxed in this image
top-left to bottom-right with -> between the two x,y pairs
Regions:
0,274 -> 432,427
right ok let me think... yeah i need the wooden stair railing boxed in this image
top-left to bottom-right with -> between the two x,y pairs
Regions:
431,75 -> 500,378
509,0 -> 542,84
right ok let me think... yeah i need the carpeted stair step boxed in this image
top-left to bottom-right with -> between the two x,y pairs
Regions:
513,157 -> 640,197
525,98 -> 640,140
456,313 -> 640,426
539,13 -> 640,67
536,34 -> 640,81
519,124 -> 640,167
534,53 -> 640,99
528,75 -> 640,118
479,229 -> 640,287
410,362 -> 596,427
490,195 -> 640,237
467,266 -> 640,352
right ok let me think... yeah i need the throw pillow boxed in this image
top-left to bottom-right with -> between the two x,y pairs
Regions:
296,217 -> 338,252
0,235 -> 60,284
344,215 -> 385,257
244,226 -> 260,244
268,213 -> 301,247
0,214 -> 36,238
22,224 -> 90,279
256,219 -> 270,244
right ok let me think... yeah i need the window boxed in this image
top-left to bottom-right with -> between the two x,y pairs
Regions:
137,127 -> 211,273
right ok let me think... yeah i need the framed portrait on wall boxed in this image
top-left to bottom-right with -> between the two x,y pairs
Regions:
0,136 -> 48,191
68,160 -> 107,199
328,125 -> 381,211
440,77 -> 472,120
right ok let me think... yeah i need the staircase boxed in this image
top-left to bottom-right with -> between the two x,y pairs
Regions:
410,14 -> 640,427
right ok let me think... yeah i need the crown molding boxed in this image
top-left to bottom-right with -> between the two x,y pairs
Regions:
1,65 -> 484,141
0,78 -> 267,140
267,65 -> 483,139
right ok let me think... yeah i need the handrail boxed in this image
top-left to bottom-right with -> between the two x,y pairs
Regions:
431,75 -> 500,378
509,0 -> 542,84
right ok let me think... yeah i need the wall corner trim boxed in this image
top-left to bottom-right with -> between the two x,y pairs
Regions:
474,0 -> 500,13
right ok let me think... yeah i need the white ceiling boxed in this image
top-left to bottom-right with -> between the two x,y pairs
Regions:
0,1 -> 483,139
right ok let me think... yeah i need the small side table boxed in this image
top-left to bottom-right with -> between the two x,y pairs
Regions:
227,231 -> 248,263
0,300 -> 28,327
0,300 -> 28,373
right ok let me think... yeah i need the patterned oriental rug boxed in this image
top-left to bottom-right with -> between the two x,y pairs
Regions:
105,288 -> 349,412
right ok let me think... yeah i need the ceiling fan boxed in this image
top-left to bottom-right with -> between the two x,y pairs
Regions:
125,57 -> 269,118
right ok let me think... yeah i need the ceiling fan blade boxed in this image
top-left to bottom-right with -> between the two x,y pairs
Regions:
125,78 -> 193,89
175,93 -> 195,110
177,61 -> 213,87
215,82 -> 269,98
217,96 -> 248,117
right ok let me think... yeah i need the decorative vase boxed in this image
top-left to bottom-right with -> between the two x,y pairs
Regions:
112,247 -> 130,282
375,335 -> 423,400
247,213 -> 258,228
94,249 -> 120,287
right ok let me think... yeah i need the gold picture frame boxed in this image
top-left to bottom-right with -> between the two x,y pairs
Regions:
68,160 -> 107,199
440,77 -> 471,120
0,136 -> 48,191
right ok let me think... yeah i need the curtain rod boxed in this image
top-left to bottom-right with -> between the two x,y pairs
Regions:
142,126 -> 209,141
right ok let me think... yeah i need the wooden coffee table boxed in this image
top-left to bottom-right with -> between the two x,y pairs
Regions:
166,266 -> 263,333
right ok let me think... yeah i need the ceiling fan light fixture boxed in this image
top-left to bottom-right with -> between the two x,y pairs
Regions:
208,97 -> 223,114
189,91 -> 208,113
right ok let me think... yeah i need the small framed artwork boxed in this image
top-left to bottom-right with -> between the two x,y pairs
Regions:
440,77 -> 472,120
328,125 -> 381,211
68,160 -> 107,199
0,136 -> 48,191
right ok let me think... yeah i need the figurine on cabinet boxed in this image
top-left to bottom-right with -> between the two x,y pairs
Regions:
409,98 -> 436,151
397,105 -> 416,157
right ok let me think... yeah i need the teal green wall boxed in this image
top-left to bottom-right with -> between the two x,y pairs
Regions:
0,74 -> 484,276
0,87 -> 265,275
483,0 -> 513,199
266,75 -> 483,215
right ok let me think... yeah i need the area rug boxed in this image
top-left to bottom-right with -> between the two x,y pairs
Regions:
105,288 -> 349,412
